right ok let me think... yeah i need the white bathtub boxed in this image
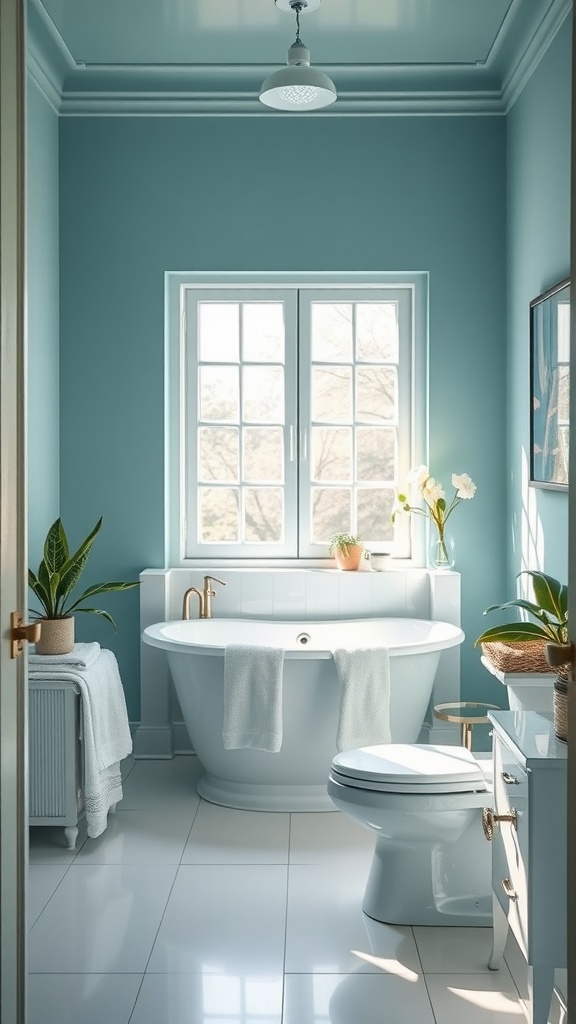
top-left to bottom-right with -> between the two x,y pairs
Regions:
142,617 -> 464,811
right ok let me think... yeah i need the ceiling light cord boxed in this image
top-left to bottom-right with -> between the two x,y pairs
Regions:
294,7 -> 302,44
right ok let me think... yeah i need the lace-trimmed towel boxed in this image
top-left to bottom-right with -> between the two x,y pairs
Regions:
29,648 -> 132,838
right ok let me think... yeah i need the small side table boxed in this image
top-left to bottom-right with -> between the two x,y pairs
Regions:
433,701 -> 501,750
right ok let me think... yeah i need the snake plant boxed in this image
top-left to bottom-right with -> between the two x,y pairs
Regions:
29,517 -> 139,628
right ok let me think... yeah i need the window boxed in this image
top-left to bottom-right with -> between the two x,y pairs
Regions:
167,275 -> 426,563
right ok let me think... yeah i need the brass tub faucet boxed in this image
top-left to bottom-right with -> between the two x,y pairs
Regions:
182,575 -> 227,619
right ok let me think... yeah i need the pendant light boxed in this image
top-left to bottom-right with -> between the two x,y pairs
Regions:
259,0 -> 337,112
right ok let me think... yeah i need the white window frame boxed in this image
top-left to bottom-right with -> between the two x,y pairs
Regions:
165,272 -> 428,567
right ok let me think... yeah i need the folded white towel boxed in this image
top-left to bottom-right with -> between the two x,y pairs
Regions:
28,648 -> 132,838
333,647 -> 391,752
223,645 -> 285,752
29,641 -> 101,670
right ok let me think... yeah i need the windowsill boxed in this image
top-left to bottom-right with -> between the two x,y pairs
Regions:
155,559 -> 432,572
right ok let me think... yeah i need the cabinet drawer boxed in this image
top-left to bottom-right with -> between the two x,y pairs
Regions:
492,737 -> 529,954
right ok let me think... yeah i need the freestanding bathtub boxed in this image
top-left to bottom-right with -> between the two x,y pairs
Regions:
142,617 -> 464,811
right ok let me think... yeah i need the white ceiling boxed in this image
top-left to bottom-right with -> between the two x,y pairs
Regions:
28,0 -> 570,114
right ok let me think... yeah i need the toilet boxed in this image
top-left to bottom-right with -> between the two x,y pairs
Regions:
327,742 -> 493,927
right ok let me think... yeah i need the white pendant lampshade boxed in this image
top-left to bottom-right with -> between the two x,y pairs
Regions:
260,1 -> 337,112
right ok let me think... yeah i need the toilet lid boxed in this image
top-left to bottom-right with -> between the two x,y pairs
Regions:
331,744 -> 489,794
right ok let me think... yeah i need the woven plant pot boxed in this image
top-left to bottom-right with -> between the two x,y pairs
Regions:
35,617 -> 74,656
481,640 -> 550,674
553,676 -> 568,742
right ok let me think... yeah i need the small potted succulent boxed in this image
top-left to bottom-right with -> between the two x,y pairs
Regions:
328,532 -> 363,571
29,517 -> 139,655
474,570 -> 569,739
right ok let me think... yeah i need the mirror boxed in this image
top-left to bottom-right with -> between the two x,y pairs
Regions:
530,276 -> 570,490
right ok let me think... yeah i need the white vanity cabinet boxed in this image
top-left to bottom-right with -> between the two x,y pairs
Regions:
28,679 -> 84,849
487,711 -> 567,1024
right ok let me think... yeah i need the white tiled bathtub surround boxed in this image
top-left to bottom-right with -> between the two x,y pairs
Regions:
135,568 -> 461,758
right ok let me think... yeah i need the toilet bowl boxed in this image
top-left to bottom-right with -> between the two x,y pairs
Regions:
327,743 -> 493,927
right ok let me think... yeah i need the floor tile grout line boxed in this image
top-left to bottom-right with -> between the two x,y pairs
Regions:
125,973 -> 147,1024
280,813 -> 293,1023
503,951 -> 526,1003
136,779 -> 204,980
421,971 -> 440,1024
28,835 -> 88,930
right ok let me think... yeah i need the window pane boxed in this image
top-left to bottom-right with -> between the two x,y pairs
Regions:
199,427 -> 239,482
311,427 -> 351,481
558,302 -> 570,362
312,366 -> 352,422
356,367 -> 396,423
244,427 -> 283,482
199,487 -> 239,542
311,303 -> 353,361
245,488 -> 283,542
199,366 -> 239,422
357,488 -> 394,540
356,302 -> 399,362
199,303 -> 239,361
311,487 -> 351,542
356,427 -> 395,481
243,303 -> 284,362
243,366 -> 284,422
558,365 -> 569,421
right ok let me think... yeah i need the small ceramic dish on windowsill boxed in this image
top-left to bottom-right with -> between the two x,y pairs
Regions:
370,553 -> 390,572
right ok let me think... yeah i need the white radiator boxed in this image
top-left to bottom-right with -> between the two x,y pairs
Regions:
28,680 -> 84,844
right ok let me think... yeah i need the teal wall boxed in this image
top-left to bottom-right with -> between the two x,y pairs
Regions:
58,114 -> 507,717
27,77 -> 59,568
506,15 -> 571,589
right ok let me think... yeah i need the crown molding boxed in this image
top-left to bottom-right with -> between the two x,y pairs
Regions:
27,0 -> 74,111
59,91 -> 505,117
502,0 -> 571,111
27,46 -> 61,113
57,63 -> 505,116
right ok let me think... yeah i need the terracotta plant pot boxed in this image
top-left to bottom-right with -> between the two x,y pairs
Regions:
35,617 -> 75,656
333,545 -> 363,571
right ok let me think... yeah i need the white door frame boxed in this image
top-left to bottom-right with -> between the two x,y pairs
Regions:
568,14 -> 576,1017
0,0 -> 28,1020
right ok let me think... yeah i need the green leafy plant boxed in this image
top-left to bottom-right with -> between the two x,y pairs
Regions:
328,532 -> 362,557
474,570 -> 567,647
29,517 -> 139,629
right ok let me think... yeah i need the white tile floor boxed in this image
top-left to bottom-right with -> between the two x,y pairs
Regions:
28,755 -> 530,1024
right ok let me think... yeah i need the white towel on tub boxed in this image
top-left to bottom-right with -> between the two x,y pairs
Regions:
223,645 -> 285,752
333,647 -> 391,752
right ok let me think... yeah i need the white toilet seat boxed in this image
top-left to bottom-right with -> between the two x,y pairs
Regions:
330,743 -> 489,795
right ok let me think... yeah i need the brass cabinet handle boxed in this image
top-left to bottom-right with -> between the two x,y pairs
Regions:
502,878 -> 519,901
482,806 -> 517,841
501,772 -> 520,785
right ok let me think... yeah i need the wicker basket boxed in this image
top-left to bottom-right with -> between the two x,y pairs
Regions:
481,639 -> 550,674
